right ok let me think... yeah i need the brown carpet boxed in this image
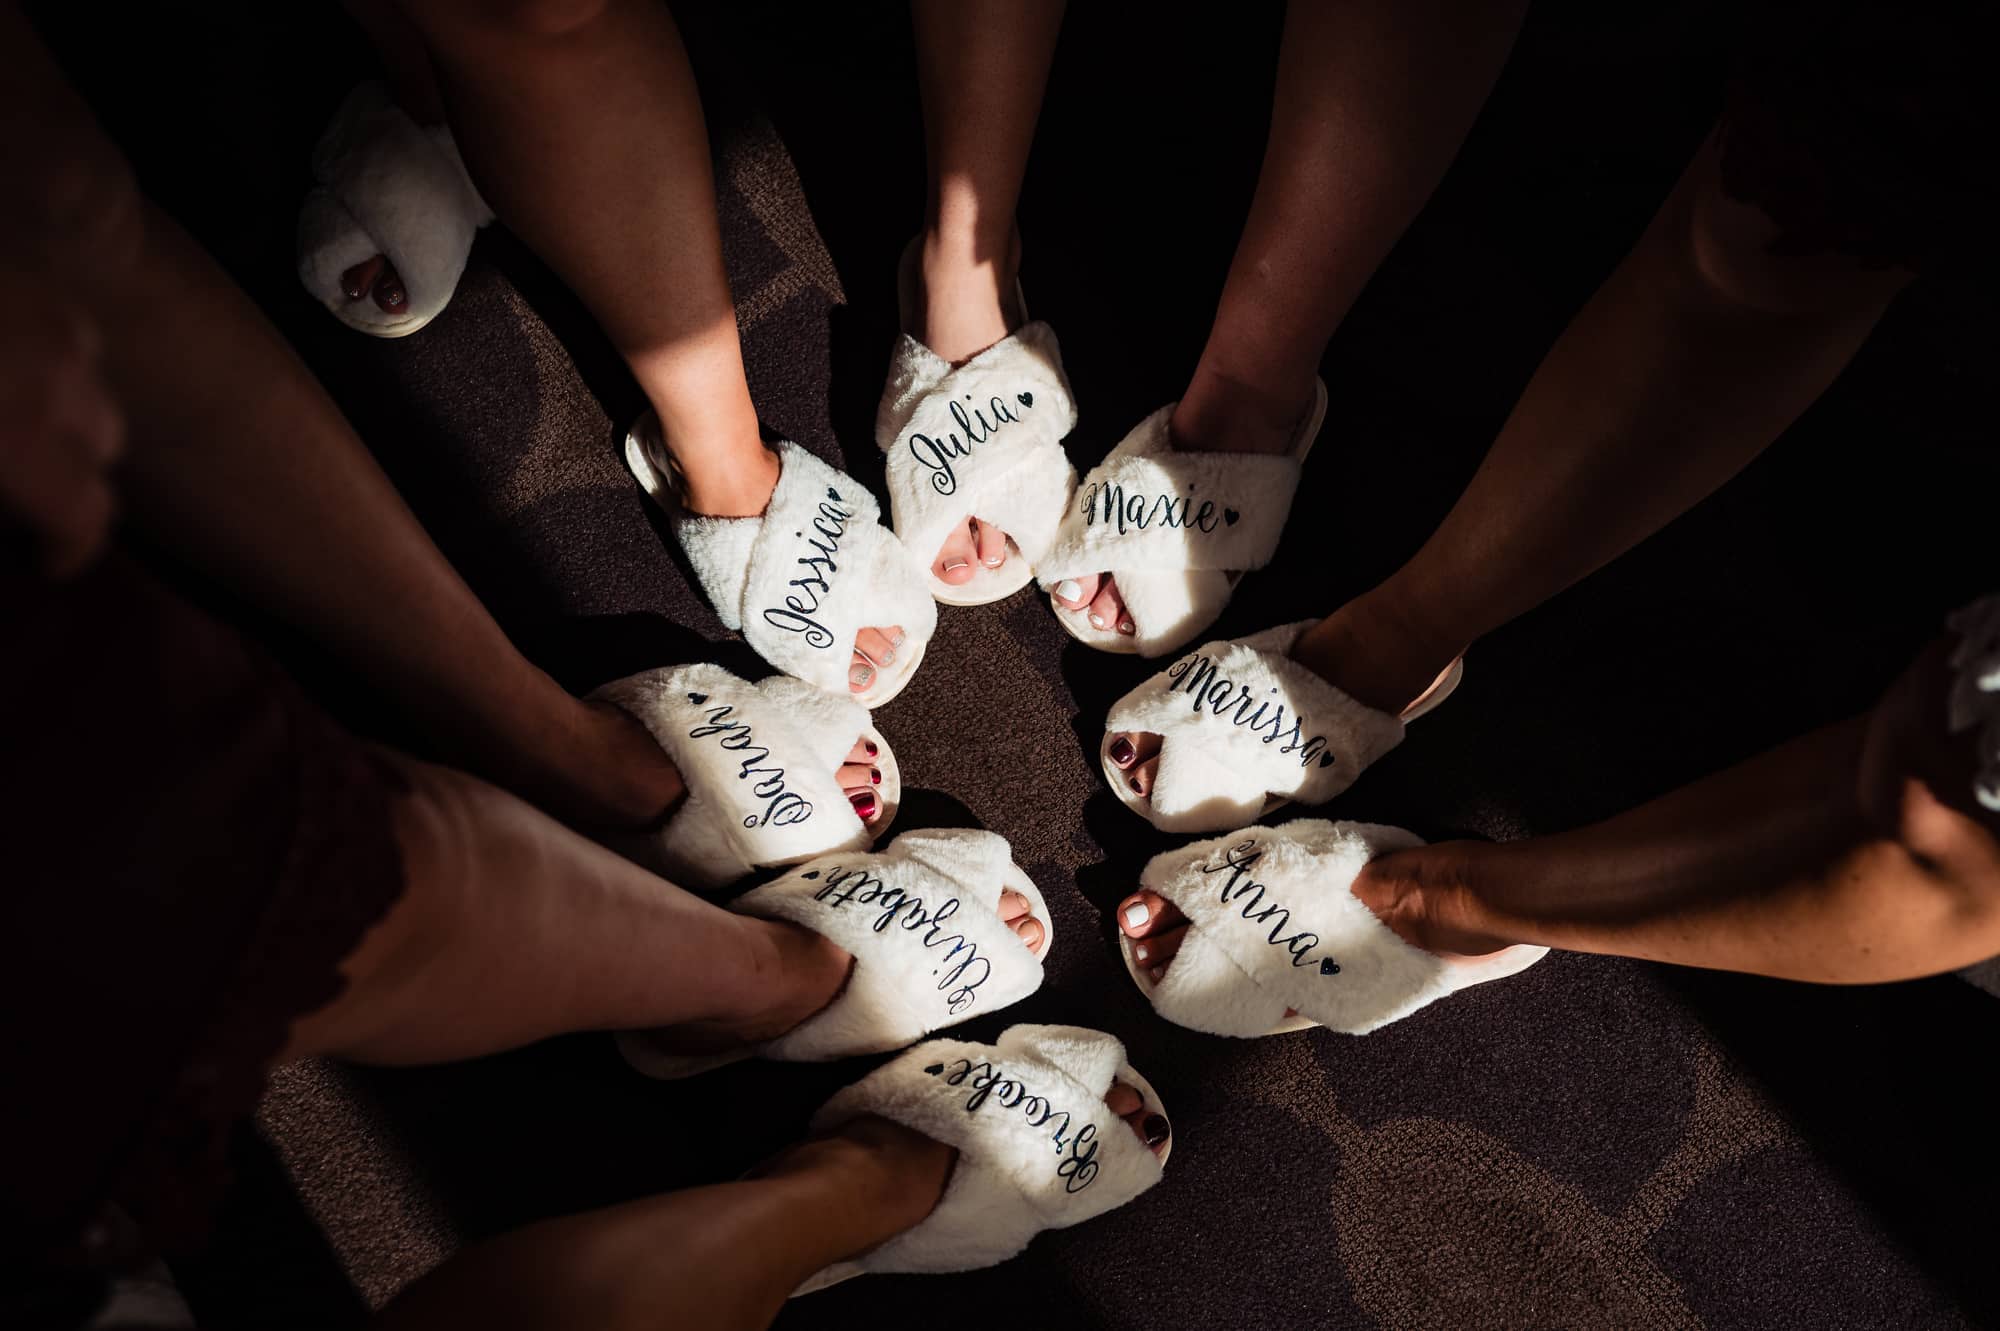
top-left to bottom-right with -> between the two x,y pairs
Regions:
44,2 -> 2000,1328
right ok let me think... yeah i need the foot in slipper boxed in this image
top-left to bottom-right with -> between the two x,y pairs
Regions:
591,664 -> 905,891
877,235 -> 1078,606
1103,620 -> 1462,833
623,416 -> 937,707
297,83 -> 493,338
1114,819 -> 1545,1037
620,829 -> 1055,1077
793,1024 -> 1170,1291
1040,375 -> 1325,656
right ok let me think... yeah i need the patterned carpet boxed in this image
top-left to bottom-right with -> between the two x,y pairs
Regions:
50,3 -> 2000,1328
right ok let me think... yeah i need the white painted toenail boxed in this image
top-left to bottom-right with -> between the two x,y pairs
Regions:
1149,965 -> 1165,982
1054,579 -> 1083,603
944,560 -> 968,573
1118,619 -> 1134,634
1089,613 -> 1106,629
1134,944 -> 1150,963
850,664 -> 874,687
984,555 -> 1004,567
1123,902 -> 1150,930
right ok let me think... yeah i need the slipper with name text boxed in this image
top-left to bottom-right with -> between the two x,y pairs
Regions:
876,243 -> 1079,606
618,829 -> 1052,1080
624,417 -> 938,708
296,83 -> 493,338
795,1023 -> 1169,1293
1101,620 -> 1462,833
1122,819 -> 1545,1037
590,663 -> 899,892
1036,379 -> 1326,657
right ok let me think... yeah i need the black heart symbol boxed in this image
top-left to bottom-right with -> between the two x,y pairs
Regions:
687,692 -> 708,705
1320,958 -> 1341,976
1319,752 -> 1335,768
1224,508 -> 1240,526
801,870 -> 820,880
1017,391 -> 1034,407
923,1062 -> 945,1076
826,486 -> 842,501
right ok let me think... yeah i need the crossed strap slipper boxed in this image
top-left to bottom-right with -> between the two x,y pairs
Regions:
1036,378 -> 1326,657
590,664 -> 899,891
875,244 -> 1079,606
296,83 -> 493,338
618,829 -> 1052,1079
623,418 -> 938,707
1123,819 -> 1546,1037
1102,620 -> 1462,833
796,1023 -> 1169,1293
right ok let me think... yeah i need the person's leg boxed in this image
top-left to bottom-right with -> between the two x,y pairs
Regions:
1112,128 -> 1915,798
333,0 -> 449,316
1054,0 -> 1527,633
395,0 -> 899,690
1119,635 -> 2000,986
374,1090 -> 1166,1331
284,749 -> 1052,1064
906,0 -> 1066,585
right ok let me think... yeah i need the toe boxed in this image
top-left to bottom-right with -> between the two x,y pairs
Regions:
998,888 -> 1033,923
850,627 -> 900,694
845,736 -> 879,765
1117,889 -> 1187,938
340,255 -> 385,302
847,788 -> 881,823
1107,731 -> 1161,770
1085,580 -> 1121,634
836,762 -> 880,789
972,518 -> 1008,570
934,519 -> 978,585
1010,914 -> 1045,954
373,262 -> 408,313
1102,576 -> 1134,635
1132,922 -> 1188,983
1124,757 -> 1160,800
1051,573 -> 1100,610
1109,1081 -> 1171,1156
1106,1081 -> 1142,1118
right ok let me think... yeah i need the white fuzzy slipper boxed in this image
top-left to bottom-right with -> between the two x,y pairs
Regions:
796,1023 -> 1168,1292
1101,620 -> 1462,833
1036,379 -> 1326,657
618,829 -> 1052,1079
1123,819 -> 1546,1037
589,664 -> 899,892
623,419 -> 938,708
296,83 -> 493,338
876,251 -> 1079,606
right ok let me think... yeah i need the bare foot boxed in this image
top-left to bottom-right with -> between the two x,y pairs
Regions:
339,254 -> 407,315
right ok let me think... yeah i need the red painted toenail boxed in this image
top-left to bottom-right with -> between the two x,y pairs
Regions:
1109,737 -> 1135,766
870,768 -> 881,785
1143,1114 -> 1170,1147
851,792 -> 876,819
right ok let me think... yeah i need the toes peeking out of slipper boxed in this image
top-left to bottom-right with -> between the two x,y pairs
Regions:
796,1023 -> 1168,1293
618,829 -> 1052,1079
1125,819 -> 1545,1037
296,83 -> 493,338
1102,621 -> 1462,833
591,663 -> 900,891
623,421 -> 938,708
1037,379 -> 1325,657
876,247 -> 1078,606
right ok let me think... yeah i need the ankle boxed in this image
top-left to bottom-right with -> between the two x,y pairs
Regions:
1168,362 -> 1316,456
912,225 -> 1022,360
1292,588 -> 1466,716
1353,845 -> 1511,959
576,699 -> 686,829
741,918 -> 852,1038
762,1116 -> 956,1242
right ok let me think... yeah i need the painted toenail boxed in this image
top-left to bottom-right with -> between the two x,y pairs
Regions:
850,664 -> 874,688
1142,1114 -> 1170,1147
1134,944 -> 1150,963
865,740 -> 878,757
889,630 -> 905,649
1149,965 -> 1165,982
1054,579 -> 1083,603
851,791 -> 877,819
1128,775 -> 1144,795
877,645 -> 894,664
1123,902 -> 1150,930
1118,618 -> 1135,634
1109,737 -> 1135,766
870,768 -> 881,785
984,554 -> 1004,567
1089,613 -> 1107,629
943,560 -> 968,573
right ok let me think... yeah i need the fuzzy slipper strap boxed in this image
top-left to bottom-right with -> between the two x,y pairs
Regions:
1110,622 -> 1404,832
671,441 -> 938,695
297,83 -> 492,335
807,1024 -> 1165,1276
734,829 -> 1047,1061
876,322 -> 1079,568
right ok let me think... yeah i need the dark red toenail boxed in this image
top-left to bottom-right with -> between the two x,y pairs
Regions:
865,740 -> 878,757
1143,1114 -> 1170,1147
870,768 -> 882,785
1109,737 -> 1135,766
1128,775 -> 1144,795
851,792 -> 876,819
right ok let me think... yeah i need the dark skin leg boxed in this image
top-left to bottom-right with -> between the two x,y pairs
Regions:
1111,129 -> 1913,799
